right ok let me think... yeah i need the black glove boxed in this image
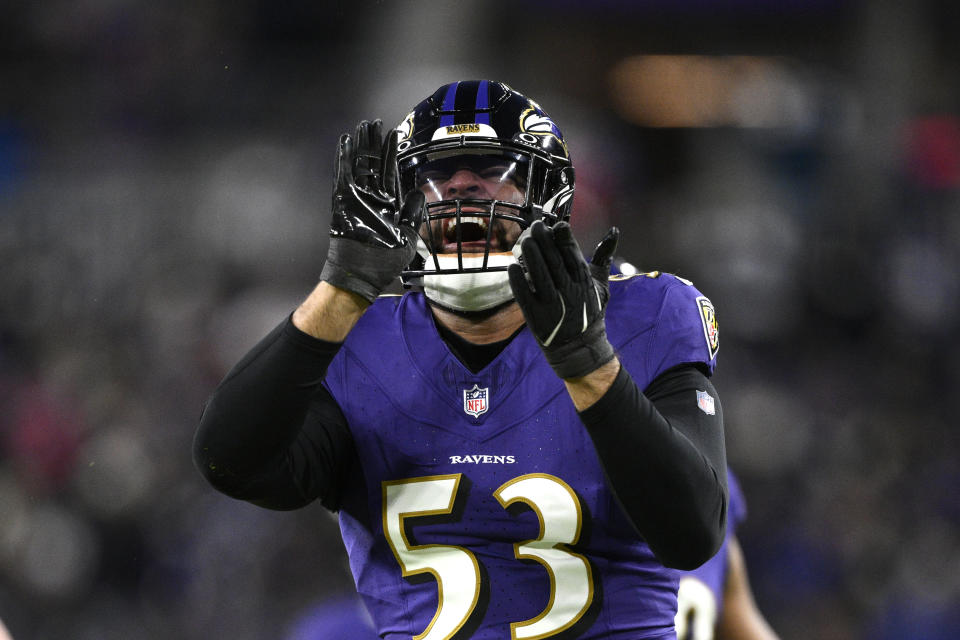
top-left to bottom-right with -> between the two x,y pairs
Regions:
319,119 -> 424,302
508,221 -> 620,379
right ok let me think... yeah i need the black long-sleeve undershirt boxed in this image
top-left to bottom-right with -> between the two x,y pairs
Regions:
579,363 -> 727,569
194,314 -> 727,568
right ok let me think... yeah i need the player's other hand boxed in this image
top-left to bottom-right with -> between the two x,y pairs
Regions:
508,221 -> 620,379
320,119 -> 424,302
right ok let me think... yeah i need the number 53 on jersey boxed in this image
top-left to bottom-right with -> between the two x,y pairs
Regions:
383,473 -> 594,640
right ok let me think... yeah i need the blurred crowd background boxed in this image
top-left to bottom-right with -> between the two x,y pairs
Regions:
1,0 -> 959,638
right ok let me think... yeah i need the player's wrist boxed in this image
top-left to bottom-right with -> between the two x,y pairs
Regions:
320,237 -> 412,302
543,320 -> 616,379
563,356 -> 621,411
293,280 -> 370,342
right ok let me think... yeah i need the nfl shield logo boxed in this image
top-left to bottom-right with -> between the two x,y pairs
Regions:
463,384 -> 489,418
696,390 -> 716,415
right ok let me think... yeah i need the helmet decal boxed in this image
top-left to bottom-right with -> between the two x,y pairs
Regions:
396,111 -> 415,141
520,107 -> 565,147
431,122 -> 498,140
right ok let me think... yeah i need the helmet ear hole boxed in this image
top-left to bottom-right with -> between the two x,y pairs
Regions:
516,133 -> 538,145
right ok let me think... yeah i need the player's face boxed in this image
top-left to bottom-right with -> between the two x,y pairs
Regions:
414,154 -> 527,254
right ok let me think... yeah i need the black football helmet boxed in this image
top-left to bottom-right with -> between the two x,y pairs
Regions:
395,80 -> 575,312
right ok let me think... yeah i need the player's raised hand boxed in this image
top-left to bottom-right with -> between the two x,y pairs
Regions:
320,119 -> 424,302
508,221 -> 620,379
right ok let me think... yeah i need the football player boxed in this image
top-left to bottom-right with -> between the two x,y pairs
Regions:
195,80 -> 728,639
675,471 -> 780,640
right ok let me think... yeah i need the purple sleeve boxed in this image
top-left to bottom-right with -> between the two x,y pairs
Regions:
645,280 -> 719,381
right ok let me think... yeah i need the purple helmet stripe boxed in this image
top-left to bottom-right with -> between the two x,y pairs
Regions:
439,82 -> 459,127
475,80 -> 490,125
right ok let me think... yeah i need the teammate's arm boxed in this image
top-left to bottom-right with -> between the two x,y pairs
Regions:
716,537 -> 781,640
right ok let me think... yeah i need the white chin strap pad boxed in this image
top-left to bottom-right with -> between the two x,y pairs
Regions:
422,254 -> 516,312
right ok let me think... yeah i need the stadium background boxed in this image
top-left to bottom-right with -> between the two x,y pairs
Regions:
1,1 -> 958,638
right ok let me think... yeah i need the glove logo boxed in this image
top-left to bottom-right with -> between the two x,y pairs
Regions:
696,296 -> 719,359
463,384 -> 490,418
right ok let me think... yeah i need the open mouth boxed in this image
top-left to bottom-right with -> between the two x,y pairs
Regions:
423,205 -> 523,254
441,216 -> 490,253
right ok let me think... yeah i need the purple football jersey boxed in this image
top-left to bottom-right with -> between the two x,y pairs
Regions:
323,273 -> 718,639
